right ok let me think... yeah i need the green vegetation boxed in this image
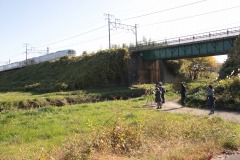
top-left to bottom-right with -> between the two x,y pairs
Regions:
0,41 -> 239,159
0,48 -> 130,93
164,56 -> 217,81
170,77 -> 240,111
183,35 -> 240,111
220,35 -> 240,77
1,95 -> 239,159
0,87 -> 145,111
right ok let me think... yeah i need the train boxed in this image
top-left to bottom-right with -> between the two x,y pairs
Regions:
0,49 -> 76,72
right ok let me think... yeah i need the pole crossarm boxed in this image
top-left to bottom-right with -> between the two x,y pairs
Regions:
105,13 -> 138,49
110,21 -> 136,34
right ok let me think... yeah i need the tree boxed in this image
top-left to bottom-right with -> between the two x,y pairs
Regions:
82,51 -> 87,55
220,36 -> 240,78
176,57 -> 217,80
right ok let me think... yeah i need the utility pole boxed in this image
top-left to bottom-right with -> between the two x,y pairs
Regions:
105,13 -> 114,49
134,24 -> 138,50
24,43 -> 30,66
104,14 -> 138,50
23,44 -> 49,66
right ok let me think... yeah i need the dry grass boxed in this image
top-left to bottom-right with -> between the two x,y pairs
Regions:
1,96 -> 239,160
48,112 -> 240,160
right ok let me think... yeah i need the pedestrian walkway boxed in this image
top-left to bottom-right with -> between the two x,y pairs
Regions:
148,100 -> 240,123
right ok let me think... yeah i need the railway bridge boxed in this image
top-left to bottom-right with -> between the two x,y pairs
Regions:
130,26 -> 240,83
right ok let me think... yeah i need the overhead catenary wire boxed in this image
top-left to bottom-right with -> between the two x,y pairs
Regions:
36,0 -> 210,49
52,30 -> 126,50
53,35 -> 108,50
2,1 -> 239,63
44,4 -> 240,50
164,21 -> 240,39
34,0 -> 226,51
141,6 -> 240,27
27,4 -> 240,54
36,25 -> 107,48
0,52 -> 25,61
122,0 -> 208,21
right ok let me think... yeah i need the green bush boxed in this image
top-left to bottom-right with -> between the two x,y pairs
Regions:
186,77 -> 240,111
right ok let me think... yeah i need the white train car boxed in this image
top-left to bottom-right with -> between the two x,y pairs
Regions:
32,49 -> 76,64
0,62 -> 20,71
0,49 -> 76,72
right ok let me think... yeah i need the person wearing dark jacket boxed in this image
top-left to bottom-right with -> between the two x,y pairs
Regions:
180,82 -> 186,107
156,82 -> 166,103
207,85 -> 215,115
155,87 -> 163,109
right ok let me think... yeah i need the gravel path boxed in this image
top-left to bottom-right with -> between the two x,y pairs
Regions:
147,100 -> 240,123
146,100 -> 240,160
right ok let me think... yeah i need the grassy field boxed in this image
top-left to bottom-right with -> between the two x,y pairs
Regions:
0,86 -> 145,111
0,85 -> 240,159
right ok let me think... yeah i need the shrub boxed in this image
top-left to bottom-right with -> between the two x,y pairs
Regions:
92,117 -> 144,156
24,83 -> 41,91
187,77 -> 240,111
55,83 -> 69,91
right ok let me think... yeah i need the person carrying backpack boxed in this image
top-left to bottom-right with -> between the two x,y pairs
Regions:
156,82 -> 166,104
155,87 -> 163,109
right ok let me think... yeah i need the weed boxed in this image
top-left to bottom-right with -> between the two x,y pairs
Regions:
0,85 -> 240,159
221,136 -> 239,150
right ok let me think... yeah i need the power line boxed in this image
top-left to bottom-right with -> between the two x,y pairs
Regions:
168,21 -> 240,38
142,6 -> 240,27
122,0 -> 208,21
36,25 -> 107,48
52,31 -> 125,50
53,35 -> 108,50
105,14 -> 138,49
1,52 -> 24,60
3,3 -> 238,62
33,2 -> 237,51
35,0 -> 208,50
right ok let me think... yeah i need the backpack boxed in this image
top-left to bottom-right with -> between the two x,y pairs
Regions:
159,86 -> 165,103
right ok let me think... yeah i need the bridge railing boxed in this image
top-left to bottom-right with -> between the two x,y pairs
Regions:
132,26 -> 240,51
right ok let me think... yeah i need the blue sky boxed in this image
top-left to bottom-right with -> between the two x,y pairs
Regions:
1,0 -> 240,64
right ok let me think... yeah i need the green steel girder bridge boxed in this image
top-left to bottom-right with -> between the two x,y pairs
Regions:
132,26 -> 240,60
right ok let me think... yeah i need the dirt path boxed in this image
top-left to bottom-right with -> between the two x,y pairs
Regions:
146,100 -> 240,160
147,100 -> 240,123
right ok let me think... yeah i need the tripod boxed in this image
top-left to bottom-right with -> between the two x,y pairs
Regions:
145,88 -> 155,106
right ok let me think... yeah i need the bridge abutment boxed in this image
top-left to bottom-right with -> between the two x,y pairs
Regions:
138,59 -> 160,84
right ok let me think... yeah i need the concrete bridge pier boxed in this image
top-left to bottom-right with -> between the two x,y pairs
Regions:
138,59 -> 160,84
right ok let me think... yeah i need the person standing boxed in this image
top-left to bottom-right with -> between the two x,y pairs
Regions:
156,82 -> 166,104
155,87 -> 163,109
180,82 -> 186,107
207,85 -> 215,115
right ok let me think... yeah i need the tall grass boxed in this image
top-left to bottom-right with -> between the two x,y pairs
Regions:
0,96 -> 239,159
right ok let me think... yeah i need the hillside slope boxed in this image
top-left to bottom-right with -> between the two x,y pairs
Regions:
0,48 -> 130,93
